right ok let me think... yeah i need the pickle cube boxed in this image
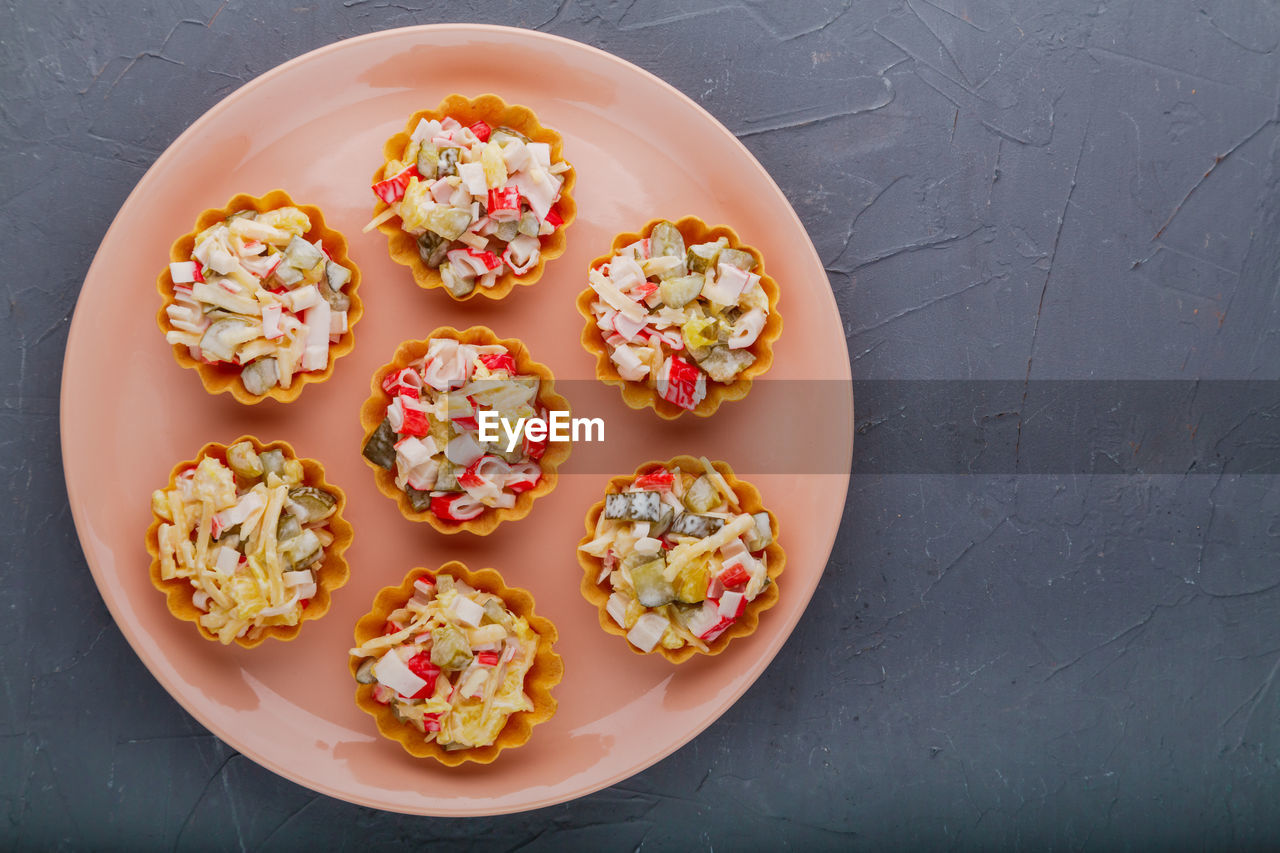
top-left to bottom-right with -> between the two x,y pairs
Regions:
670,513 -> 725,538
604,490 -> 663,521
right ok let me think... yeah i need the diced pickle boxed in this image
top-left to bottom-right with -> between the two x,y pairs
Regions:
604,491 -> 662,521
259,449 -> 286,479
436,574 -> 455,596
437,147 -> 459,177
744,511 -> 774,551
425,206 -> 472,241
325,261 -> 351,291
695,345 -> 756,383
361,419 -> 397,470
650,505 -> 675,538
416,142 -> 439,180
200,317 -> 251,362
686,239 -> 727,274
629,557 -> 676,607
717,248 -> 756,271
288,486 -> 337,522
240,357 -> 279,396
659,274 -> 703,309
429,413 -> 454,447
682,475 -> 720,513
489,125 -> 530,145
434,458 -> 460,491
319,263 -> 352,312
517,211 -> 540,238
354,658 -> 377,684
430,623 -> 473,669
686,342 -> 712,362
417,231 -> 449,268
620,551 -> 652,571
272,263 -> 304,288
288,545 -> 322,570
276,514 -> 302,542
226,441 -> 264,480
284,235 -> 324,270
405,486 -> 432,513
670,513 -> 724,538
648,221 -> 687,279
439,261 -> 475,297
482,598 -> 514,629
494,218 -> 519,242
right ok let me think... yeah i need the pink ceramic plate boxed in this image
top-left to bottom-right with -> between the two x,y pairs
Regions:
60,25 -> 852,815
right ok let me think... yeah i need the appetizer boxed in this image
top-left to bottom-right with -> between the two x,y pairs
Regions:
351,571 -> 537,750
580,217 -> 779,417
149,438 -> 349,645
159,192 -> 360,402
578,457 -> 782,660
367,96 -> 573,299
359,328 -> 568,533
350,563 -> 562,764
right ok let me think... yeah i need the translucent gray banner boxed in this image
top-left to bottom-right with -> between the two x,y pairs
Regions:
538,380 -> 1279,475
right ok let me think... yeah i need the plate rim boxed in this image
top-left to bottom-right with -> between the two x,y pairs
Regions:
59,22 -> 853,815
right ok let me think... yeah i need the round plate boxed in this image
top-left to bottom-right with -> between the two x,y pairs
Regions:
60,25 -> 852,815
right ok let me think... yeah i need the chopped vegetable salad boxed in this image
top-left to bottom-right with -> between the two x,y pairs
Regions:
164,206 -> 354,395
366,116 -> 569,298
587,221 -> 770,411
151,441 -> 340,644
350,571 -> 538,750
579,458 -> 775,653
361,337 -> 548,523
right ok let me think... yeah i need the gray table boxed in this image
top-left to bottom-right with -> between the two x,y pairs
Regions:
6,1 -> 1279,848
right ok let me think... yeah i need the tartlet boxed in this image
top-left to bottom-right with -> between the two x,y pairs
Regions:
577,217 -> 782,418
156,190 -> 363,404
145,436 -> 352,647
359,326 -> 571,535
577,456 -> 785,663
367,93 -> 576,301
349,562 -> 562,765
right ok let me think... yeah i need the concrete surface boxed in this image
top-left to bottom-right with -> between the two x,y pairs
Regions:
4,0 -> 1279,848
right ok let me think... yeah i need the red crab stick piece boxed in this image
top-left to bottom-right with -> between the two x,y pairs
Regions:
718,564 -> 751,589
406,652 -> 440,699
478,353 -> 517,374
430,493 -> 484,522
660,355 -> 703,410
486,187 -> 521,222
373,164 -> 420,203
634,469 -> 674,490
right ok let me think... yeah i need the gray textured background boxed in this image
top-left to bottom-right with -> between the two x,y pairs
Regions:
5,0 -> 1280,848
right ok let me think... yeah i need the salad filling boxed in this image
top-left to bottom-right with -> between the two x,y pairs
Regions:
350,572 -> 538,750
366,116 -> 570,298
578,458 -> 775,653
587,221 -> 770,411
361,337 -> 548,523
164,206 -> 354,395
151,441 -> 340,644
